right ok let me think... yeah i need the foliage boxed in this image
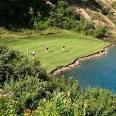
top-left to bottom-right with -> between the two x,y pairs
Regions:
33,20 -> 49,30
75,88 -> 116,116
35,88 -> 116,116
35,92 -> 73,116
0,96 -> 15,116
0,44 -> 48,86
29,0 -> 80,30
4,76 -> 49,114
0,0 -> 50,28
1,86 -> 116,116
3,75 -> 80,115
0,0 -> 109,39
95,26 -> 108,39
47,0 -> 80,30
0,45 -> 116,116
48,76 -> 80,99
75,21 -> 96,35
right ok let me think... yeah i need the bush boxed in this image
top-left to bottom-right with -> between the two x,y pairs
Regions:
34,88 -> 116,116
48,76 -> 80,99
83,21 -> 95,36
0,0 -> 50,28
33,20 -> 49,30
0,96 -> 15,116
95,26 -> 107,39
35,92 -> 74,116
2,75 -> 80,115
47,0 -> 80,30
1,45 -> 116,116
4,76 -> 49,114
75,88 -> 116,115
0,45 -> 48,86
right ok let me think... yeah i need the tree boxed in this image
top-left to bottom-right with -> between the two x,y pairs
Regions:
0,45 -> 48,86
4,76 -> 48,114
0,96 -> 15,116
96,26 -> 107,39
0,0 -> 50,28
35,88 -> 116,116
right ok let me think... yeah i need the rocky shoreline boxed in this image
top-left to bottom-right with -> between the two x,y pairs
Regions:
52,44 -> 113,76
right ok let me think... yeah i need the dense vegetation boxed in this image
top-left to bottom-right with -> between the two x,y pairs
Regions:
0,0 -> 116,115
0,0 -> 50,28
0,0 -> 108,39
0,45 -> 116,116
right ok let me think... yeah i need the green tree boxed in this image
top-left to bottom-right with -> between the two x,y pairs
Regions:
0,0 -> 50,28
0,96 -> 15,116
4,76 -> 48,114
0,45 -> 48,86
35,92 -> 74,116
74,88 -> 116,116
95,26 -> 107,39
35,88 -> 116,116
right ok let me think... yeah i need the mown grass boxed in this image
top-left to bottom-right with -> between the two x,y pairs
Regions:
0,28 -> 110,72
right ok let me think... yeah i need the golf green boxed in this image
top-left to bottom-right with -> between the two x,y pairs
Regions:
2,29 -> 110,72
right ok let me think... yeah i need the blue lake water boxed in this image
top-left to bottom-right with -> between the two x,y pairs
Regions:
66,47 -> 116,93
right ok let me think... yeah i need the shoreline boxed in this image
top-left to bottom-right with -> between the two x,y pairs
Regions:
52,44 -> 113,76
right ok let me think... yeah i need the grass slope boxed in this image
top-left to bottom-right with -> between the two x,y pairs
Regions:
0,29 -> 110,72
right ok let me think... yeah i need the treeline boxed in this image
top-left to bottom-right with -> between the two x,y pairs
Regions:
0,0 -> 51,28
0,0 -> 86,29
0,45 -> 116,115
0,0 -> 108,39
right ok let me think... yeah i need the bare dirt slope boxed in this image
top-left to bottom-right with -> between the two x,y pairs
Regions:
73,0 -> 116,29
74,7 -> 91,21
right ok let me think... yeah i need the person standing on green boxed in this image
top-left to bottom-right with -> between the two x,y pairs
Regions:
62,45 -> 65,51
32,51 -> 36,56
46,47 -> 49,53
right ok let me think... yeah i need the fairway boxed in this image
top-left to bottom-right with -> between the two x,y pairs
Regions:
2,30 -> 110,72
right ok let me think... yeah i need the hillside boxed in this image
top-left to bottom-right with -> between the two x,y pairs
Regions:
42,0 -> 116,40
69,0 -> 116,41
71,0 -> 116,28
1,0 -> 116,31
0,1 -> 116,116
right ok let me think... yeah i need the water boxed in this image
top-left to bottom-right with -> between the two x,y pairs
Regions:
66,47 -> 116,93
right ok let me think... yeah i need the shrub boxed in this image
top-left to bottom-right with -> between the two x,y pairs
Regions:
34,88 -> 116,116
95,26 -> 107,39
35,92 -> 74,116
47,0 -> 80,30
48,76 -> 80,99
1,45 -> 116,116
0,0 -> 50,28
4,76 -> 49,114
3,75 -> 80,115
74,88 -> 116,116
0,45 -> 48,86
33,20 -> 49,30
0,96 -> 15,116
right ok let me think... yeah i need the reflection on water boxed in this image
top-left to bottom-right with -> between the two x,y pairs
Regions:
66,47 -> 116,93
